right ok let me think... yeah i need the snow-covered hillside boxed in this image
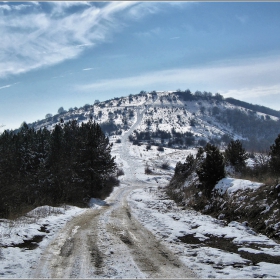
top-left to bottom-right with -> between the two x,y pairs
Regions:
26,90 -> 280,151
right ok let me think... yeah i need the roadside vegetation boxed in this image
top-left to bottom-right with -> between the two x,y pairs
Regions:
166,135 -> 280,241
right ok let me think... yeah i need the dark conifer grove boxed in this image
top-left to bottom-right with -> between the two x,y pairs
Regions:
0,119 -> 118,218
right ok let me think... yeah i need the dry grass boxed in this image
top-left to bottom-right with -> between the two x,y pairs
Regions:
234,172 -> 279,186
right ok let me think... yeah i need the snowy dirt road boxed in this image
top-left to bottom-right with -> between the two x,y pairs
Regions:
32,185 -> 195,278
32,108 -> 196,278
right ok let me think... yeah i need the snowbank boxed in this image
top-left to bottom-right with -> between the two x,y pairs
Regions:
214,178 -> 263,196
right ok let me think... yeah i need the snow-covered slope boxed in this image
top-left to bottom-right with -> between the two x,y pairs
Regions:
25,91 -> 280,150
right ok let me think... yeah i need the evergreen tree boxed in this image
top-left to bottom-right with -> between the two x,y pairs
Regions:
34,127 -> 51,204
224,139 -> 248,171
196,143 -> 225,196
269,134 -> 280,176
78,120 -> 116,198
62,120 -> 84,202
0,118 -> 118,218
175,154 -> 196,177
0,130 -> 18,217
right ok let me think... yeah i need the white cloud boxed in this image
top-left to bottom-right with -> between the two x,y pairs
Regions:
236,15 -> 249,24
0,84 -> 11,90
77,55 -> 280,103
134,27 -> 161,38
0,4 -> 11,11
83,68 -> 94,71
0,82 -> 19,90
126,1 -> 194,21
221,85 -> 280,100
0,3 -> 34,12
0,2 -> 189,79
0,2 -> 139,78
126,2 -> 161,20
13,4 -> 32,11
49,1 -> 91,15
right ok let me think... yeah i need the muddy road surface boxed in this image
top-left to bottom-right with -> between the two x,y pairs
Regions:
33,185 -> 196,278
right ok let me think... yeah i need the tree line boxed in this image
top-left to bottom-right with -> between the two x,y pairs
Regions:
0,119 -> 118,218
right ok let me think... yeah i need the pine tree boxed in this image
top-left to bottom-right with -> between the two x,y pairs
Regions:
196,143 -> 225,196
35,127 -> 51,204
269,134 -> 280,176
0,130 -> 18,217
62,120 -> 82,202
78,120 -> 116,198
224,139 -> 248,171
47,123 -> 67,203
0,118 -> 118,218
175,154 -> 196,177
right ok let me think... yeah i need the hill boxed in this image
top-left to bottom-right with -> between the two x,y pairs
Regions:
24,90 -> 280,152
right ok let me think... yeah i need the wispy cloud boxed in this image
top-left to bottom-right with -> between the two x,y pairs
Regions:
126,2 -> 161,20
134,27 -> 161,38
77,55 -> 280,101
0,3 -> 34,12
0,84 -> 11,90
221,85 -> 280,100
83,68 -> 94,71
0,4 -> 11,11
0,82 -> 19,90
126,1 -> 195,21
49,1 -> 91,15
0,1 -> 143,78
236,14 -> 249,24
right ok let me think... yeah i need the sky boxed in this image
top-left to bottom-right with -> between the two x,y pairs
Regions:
1,1 -> 280,131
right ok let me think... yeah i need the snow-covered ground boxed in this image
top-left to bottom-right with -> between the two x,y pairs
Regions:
1,106 -> 280,278
0,206 -> 86,278
122,141 -> 280,278
128,186 -> 280,278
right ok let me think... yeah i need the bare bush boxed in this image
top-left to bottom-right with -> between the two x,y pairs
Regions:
145,164 -> 153,174
116,168 -> 125,177
161,161 -> 170,170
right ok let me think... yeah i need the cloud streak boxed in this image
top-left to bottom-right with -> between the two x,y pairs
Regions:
0,84 -> 11,90
0,2 -> 139,78
77,55 -> 280,102
0,82 -> 19,90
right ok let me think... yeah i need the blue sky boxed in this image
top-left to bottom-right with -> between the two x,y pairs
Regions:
1,1 -> 280,131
